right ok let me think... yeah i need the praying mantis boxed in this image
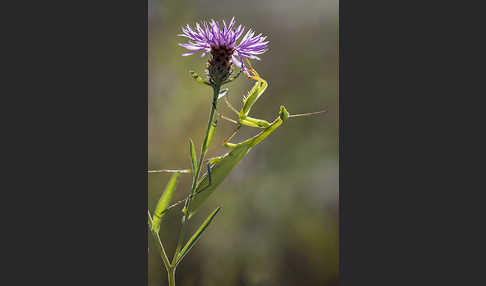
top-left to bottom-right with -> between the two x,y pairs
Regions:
180,61 -> 326,218
148,60 -> 325,276
150,60 -> 325,220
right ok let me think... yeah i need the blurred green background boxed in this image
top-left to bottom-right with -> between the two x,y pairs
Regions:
148,0 -> 338,285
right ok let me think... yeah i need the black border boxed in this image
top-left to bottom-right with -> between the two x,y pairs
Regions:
6,0 -> 477,284
338,1 -> 478,284
7,1 -> 149,284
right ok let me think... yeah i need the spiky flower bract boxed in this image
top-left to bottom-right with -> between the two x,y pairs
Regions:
178,17 -> 269,84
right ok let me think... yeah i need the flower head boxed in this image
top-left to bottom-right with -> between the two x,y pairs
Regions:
178,17 -> 269,83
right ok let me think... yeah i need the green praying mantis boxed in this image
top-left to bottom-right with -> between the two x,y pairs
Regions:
151,60 -> 326,220
148,61 -> 326,283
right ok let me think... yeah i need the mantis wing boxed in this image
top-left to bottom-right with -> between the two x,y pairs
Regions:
186,143 -> 252,219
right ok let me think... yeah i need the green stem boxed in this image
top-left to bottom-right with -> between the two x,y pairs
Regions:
192,84 -> 220,193
168,267 -> 176,286
148,212 -> 171,270
173,84 -> 221,262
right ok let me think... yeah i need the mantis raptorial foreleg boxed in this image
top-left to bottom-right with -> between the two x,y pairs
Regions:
222,62 -> 271,129
238,60 -> 272,128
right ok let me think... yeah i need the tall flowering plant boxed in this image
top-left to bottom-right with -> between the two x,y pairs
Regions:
148,17 -> 324,286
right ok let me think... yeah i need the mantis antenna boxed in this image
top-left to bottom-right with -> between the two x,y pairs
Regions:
288,110 -> 328,118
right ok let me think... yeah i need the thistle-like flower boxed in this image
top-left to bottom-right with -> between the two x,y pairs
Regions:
178,17 -> 268,84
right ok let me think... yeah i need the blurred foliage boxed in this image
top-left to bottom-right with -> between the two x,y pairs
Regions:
148,0 -> 338,285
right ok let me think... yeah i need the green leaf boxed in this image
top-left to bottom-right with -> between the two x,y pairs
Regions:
152,173 -> 180,233
190,71 -> 211,86
189,139 -> 197,181
175,207 -> 221,266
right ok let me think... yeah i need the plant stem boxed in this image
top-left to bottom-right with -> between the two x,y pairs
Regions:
148,212 -> 171,270
173,84 -> 220,262
193,84 -> 220,195
168,267 -> 176,286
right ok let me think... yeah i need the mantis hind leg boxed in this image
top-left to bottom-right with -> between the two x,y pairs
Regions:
216,109 -> 239,125
222,124 -> 242,149
224,97 -> 240,116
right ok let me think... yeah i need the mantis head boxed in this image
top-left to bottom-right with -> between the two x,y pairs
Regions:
279,105 -> 290,121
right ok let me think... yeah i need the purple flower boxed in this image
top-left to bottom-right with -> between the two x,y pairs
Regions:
178,17 -> 269,74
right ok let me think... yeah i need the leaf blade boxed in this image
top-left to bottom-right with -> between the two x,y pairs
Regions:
175,207 -> 221,266
189,139 -> 198,182
152,173 -> 180,233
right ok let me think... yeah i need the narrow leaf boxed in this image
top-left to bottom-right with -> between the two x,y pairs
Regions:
189,139 -> 197,181
175,207 -> 221,266
190,71 -> 211,86
202,121 -> 217,154
152,173 -> 180,233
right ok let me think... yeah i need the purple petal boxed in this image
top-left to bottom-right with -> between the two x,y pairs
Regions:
232,54 -> 241,68
182,48 -> 204,56
239,53 -> 247,73
228,17 -> 236,30
178,17 -> 268,65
